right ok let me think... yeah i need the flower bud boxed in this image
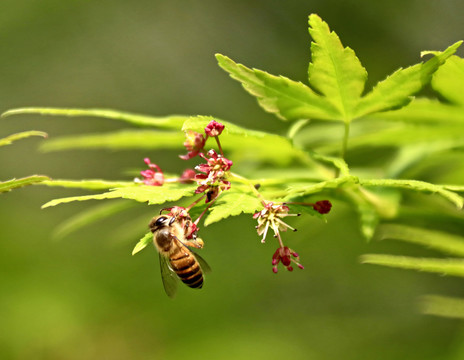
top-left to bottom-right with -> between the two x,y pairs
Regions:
205,120 -> 225,137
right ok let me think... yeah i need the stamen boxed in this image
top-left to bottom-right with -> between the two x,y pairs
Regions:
276,217 -> 296,231
261,222 -> 270,243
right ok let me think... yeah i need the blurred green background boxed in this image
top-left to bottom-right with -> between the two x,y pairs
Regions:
1,1 -> 464,359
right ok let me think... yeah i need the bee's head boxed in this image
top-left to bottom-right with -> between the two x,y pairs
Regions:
149,215 -> 176,233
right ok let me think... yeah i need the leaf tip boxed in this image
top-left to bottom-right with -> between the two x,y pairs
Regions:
131,246 -> 144,256
308,13 -> 323,24
359,254 -> 372,264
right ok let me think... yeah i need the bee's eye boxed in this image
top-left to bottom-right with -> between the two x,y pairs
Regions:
154,216 -> 167,227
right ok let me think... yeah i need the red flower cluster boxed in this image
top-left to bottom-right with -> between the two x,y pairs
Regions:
136,158 -> 196,186
194,149 -> 233,202
180,119 -> 225,160
137,119 -> 231,228
137,158 -> 164,186
272,246 -> 304,273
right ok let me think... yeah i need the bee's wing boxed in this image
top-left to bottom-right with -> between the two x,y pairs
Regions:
193,252 -> 212,274
159,253 -> 178,298
175,235 -> 210,274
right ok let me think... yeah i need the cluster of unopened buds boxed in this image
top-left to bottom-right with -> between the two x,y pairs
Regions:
135,118 -> 333,274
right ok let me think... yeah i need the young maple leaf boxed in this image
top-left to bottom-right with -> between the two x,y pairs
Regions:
216,14 -> 461,124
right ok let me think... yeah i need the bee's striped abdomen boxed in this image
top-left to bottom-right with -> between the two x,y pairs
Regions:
170,247 -> 204,289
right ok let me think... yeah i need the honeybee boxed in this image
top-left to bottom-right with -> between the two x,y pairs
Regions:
149,212 -> 210,298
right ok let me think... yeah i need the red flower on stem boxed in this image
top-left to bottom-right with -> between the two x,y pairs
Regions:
272,246 -> 304,273
180,131 -> 206,160
205,120 -> 225,137
253,202 -> 304,273
205,120 -> 225,156
313,200 -> 332,214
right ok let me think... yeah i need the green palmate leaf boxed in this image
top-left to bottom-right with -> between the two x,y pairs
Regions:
132,231 -> 153,255
42,183 -> 197,208
359,179 -> 463,208
41,179 -> 134,190
375,224 -> 464,257
0,175 -> 49,193
215,54 -> 337,121
431,55 -> 464,105
53,200 -> 136,239
217,13 -> 459,124
420,295 -> 464,319
0,130 -> 47,147
2,107 -> 188,130
204,190 -> 262,226
40,130 -> 185,152
360,254 -> 464,277
355,41 -> 461,118
307,14 -> 367,121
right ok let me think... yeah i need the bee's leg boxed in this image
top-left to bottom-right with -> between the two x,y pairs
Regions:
186,238 -> 204,249
171,233 -> 203,249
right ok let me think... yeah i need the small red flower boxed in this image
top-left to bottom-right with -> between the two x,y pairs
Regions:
180,131 -> 206,160
137,158 -> 164,186
272,246 -> 304,273
205,120 -> 225,137
196,149 -> 233,174
313,200 -> 332,214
